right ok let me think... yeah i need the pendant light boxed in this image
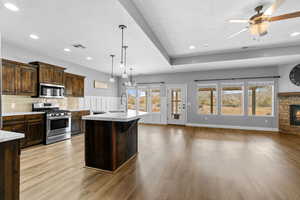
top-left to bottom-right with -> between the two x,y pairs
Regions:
127,68 -> 136,87
119,25 -> 127,69
109,54 -> 115,83
121,45 -> 128,79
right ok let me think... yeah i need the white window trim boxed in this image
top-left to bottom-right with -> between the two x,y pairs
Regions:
197,84 -> 218,116
220,83 -> 245,116
247,82 -> 275,117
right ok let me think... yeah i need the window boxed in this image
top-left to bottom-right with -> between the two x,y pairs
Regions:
151,89 -> 161,112
127,88 -> 136,110
198,85 -> 217,115
221,84 -> 244,115
138,88 -> 148,112
248,82 -> 274,116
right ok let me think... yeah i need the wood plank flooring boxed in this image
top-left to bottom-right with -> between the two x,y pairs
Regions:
20,125 -> 300,200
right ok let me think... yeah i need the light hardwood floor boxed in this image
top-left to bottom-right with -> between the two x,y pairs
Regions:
20,125 -> 300,200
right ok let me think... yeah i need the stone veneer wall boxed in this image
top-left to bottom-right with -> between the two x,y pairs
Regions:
279,95 -> 300,135
2,95 -> 81,113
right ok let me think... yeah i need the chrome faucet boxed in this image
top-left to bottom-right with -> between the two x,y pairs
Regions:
120,92 -> 128,113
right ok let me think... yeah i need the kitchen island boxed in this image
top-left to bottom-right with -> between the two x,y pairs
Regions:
82,110 -> 147,173
0,130 -> 24,200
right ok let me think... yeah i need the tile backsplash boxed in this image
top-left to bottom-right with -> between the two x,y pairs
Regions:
2,95 -> 120,113
2,95 -> 80,113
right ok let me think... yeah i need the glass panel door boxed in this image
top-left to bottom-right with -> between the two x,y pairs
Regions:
138,88 -> 148,112
167,85 -> 187,125
150,88 -> 161,113
171,89 -> 182,119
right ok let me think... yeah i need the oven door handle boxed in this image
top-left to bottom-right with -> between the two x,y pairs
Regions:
48,116 -> 71,120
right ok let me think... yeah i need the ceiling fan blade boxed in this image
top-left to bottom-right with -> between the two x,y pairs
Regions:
268,11 -> 300,22
227,28 -> 248,39
229,19 -> 249,23
264,0 -> 285,16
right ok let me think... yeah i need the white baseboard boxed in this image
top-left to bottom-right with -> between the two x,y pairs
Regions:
186,123 -> 279,132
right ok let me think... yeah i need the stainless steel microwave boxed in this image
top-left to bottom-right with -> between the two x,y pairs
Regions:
39,83 -> 65,98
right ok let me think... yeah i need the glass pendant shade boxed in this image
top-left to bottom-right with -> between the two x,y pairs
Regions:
109,77 -> 115,83
109,54 -> 115,83
122,71 -> 128,79
250,21 -> 269,36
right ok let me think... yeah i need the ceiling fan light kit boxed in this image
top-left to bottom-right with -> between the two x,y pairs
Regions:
228,0 -> 300,38
249,20 -> 269,36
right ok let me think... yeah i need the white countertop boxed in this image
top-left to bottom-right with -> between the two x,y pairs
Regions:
69,109 -> 90,112
2,112 -> 45,117
82,110 -> 148,122
0,130 -> 24,143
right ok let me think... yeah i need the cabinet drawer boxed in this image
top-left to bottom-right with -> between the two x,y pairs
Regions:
3,115 -> 25,125
25,114 -> 44,121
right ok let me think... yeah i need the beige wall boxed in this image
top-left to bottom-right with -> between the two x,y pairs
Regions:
2,95 -> 81,113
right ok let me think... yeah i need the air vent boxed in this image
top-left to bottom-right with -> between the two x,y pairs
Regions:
72,44 -> 86,49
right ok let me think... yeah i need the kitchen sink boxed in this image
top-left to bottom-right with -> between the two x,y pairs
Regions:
109,110 -> 126,113
93,111 -> 106,115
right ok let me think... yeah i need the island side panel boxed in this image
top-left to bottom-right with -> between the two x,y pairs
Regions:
0,140 -> 20,200
85,120 -> 114,171
115,119 -> 138,168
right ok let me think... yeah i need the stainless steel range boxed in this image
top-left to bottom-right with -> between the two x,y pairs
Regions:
32,103 -> 71,144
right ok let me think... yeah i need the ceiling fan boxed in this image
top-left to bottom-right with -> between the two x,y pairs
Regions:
228,0 -> 300,39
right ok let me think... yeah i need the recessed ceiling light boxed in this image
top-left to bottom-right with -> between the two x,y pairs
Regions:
189,45 -> 196,50
64,48 -> 71,52
4,2 -> 19,12
86,57 -> 92,60
291,32 -> 300,37
29,34 -> 39,40
203,44 -> 209,47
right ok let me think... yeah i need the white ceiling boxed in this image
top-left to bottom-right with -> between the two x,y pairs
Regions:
132,0 -> 300,57
1,0 -> 300,76
0,0 -> 169,75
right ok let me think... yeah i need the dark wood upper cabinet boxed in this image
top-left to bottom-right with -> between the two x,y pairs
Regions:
2,59 -> 38,96
30,62 -> 65,85
18,64 -> 38,96
64,72 -> 85,97
53,68 -> 64,85
2,59 -> 18,95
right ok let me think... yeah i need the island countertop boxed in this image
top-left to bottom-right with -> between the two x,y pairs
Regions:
82,110 -> 148,122
0,130 -> 25,143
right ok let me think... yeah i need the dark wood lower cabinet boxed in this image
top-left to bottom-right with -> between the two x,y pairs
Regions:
0,140 -> 20,200
85,119 -> 138,172
71,111 -> 90,135
2,114 -> 44,148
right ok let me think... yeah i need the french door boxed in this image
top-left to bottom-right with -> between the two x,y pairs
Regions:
136,86 -> 166,124
167,84 -> 187,125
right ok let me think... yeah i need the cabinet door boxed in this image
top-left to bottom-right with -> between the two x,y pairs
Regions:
71,117 -> 81,135
72,77 -> 85,97
52,69 -> 64,85
2,60 -> 17,95
64,74 -> 74,96
39,65 -> 53,84
26,119 -> 44,146
78,77 -> 84,97
18,65 -> 37,96
2,123 -> 26,148
0,140 -> 20,200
